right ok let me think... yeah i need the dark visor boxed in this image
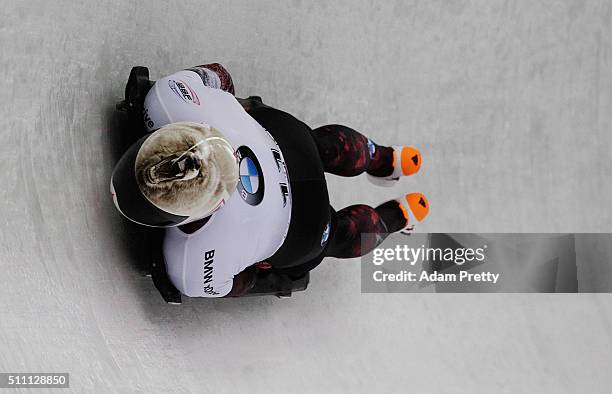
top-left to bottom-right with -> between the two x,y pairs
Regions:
111,136 -> 189,227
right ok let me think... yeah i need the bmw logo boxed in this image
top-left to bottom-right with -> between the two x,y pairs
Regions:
236,146 -> 264,205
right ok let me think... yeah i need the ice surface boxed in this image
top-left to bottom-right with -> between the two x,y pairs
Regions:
1,1 -> 611,392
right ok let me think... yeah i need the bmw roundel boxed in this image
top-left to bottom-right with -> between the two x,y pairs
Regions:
236,146 -> 264,205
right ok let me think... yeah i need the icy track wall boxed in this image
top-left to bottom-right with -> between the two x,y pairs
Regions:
1,1 -> 611,392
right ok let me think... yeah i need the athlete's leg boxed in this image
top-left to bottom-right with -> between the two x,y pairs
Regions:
312,124 -> 394,177
312,124 -> 422,182
187,63 -> 235,94
326,200 -> 408,258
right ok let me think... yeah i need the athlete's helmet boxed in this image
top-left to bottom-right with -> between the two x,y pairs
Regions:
111,122 -> 238,227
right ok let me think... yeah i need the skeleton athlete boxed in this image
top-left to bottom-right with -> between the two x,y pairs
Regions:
111,63 -> 430,298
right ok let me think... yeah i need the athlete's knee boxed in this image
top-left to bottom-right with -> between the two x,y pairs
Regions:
312,125 -> 371,176
328,204 -> 387,258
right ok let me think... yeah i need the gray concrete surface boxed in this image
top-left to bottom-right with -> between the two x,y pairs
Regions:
576,234 -> 612,292
1,0 -> 611,392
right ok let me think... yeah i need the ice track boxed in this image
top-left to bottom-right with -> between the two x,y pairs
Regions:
1,1 -> 611,392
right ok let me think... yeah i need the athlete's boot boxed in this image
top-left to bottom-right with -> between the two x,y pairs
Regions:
376,192 -> 429,234
398,192 -> 429,233
367,146 -> 422,187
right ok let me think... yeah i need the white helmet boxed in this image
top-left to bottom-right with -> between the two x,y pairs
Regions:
111,122 -> 238,227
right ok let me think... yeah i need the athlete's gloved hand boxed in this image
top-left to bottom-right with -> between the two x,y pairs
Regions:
225,266 -> 257,297
255,261 -> 272,269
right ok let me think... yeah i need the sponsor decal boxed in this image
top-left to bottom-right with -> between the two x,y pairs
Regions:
321,221 -> 331,246
271,148 -> 287,173
168,79 -> 200,105
236,146 -> 264,206
366,139 -> 376,159
143,108 -> 154,129
202,249 -> 219,296
279,183 -> 289,208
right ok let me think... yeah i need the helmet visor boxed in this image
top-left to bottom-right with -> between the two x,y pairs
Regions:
111,122 -> 238,227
